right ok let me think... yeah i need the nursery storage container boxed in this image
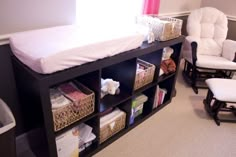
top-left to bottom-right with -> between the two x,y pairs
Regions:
136,15 -> 183,41
52,81 -> 95,132
100,109 -> 126,143
134,59 -> 155,90
0,99 -> 16,157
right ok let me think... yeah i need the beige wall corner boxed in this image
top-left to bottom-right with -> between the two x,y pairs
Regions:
0,0 -> 76,36
159,0 -> 202,14
201,0 -> 236,16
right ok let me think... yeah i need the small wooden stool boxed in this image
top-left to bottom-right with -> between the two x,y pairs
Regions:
203,78 -> 236,125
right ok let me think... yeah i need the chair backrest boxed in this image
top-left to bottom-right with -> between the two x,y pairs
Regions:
187,7 -> 228,56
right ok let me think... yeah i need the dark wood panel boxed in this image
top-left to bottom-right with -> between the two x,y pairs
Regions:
0,45 -> 23,135
11,36 -> 185,86
10,36 -> 184,157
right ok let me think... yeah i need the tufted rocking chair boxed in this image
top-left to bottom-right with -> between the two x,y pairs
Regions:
182,7 -> 236,94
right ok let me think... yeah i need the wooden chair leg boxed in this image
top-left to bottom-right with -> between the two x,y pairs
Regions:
203,90 -> 214,115
191,68 -> 198,94
211,100 -> 222,125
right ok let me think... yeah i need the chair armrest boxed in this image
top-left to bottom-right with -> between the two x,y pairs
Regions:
233,52 -> 236,62
182,36 -> 199,66
222,40 -> 236,62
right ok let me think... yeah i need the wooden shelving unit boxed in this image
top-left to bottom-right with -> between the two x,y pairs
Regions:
12,36 -> 184,157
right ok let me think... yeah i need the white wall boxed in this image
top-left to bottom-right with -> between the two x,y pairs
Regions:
0,0 -> 76,35
201,0 -> 236,16
159,0 -> 202,14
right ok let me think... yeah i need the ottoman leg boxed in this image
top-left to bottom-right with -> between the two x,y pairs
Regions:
212,100 -> 224,126
203,90 -> 214,115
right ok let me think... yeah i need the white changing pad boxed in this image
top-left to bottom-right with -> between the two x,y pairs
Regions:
10,25 -> 145,74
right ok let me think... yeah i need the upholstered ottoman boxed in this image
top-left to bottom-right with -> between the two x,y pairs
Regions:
203,78 -> 236,125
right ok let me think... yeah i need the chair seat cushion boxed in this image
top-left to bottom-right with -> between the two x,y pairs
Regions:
196,55 -> 236,70
206,78 -> 236,102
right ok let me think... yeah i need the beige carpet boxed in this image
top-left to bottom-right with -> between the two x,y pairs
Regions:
95,61 -> 236,157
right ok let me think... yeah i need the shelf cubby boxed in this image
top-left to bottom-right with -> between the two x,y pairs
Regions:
75,70 -> 101,113
158,74 -> 176,105
142,86 -> 157,115
99,100 -> 130,144
79,116 -> 100,157
130,86 -> 157,126
101,58 -> 137,95
138,49 -> 163,82
158,72 -> 176,83
100,87 -> 131,113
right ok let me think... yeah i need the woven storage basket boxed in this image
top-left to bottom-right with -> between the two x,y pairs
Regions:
134,59 -> 156,91
136,15 -> 183,41
100,111 -> 126,144
52,82 -> 95,132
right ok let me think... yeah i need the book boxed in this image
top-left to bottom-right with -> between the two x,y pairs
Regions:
153,85 -> 159,109
153,86 -> 167,109
159,88 -> 167,105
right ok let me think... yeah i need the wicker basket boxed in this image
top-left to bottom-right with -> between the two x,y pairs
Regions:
52,82 -> 95,132
134,59 -> 156,91
100,110 -> 126,144
136,15 -> 183,41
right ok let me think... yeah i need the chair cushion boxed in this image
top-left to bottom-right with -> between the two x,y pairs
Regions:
206,78 -> 236,102
196,55 -> 236,70
222,40 -> 236,61
187,7 -> 228,56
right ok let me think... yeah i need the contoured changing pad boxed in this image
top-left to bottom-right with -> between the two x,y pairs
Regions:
10,25 -> 145,74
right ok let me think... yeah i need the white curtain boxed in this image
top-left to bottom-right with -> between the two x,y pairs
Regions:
76,0 -> 144,29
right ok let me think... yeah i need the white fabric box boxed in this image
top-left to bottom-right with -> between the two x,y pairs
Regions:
136,15 -> 183,41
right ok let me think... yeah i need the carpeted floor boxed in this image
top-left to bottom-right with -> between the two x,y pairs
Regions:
94,61 -> 236,157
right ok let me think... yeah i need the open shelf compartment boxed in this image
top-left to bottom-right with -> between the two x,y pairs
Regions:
158,74 -> 176,105
79,116 -> 100,157
55,115 -> 99,157
138,49 -> 163,83
130,86 -> 156,126
100,59 -> 136,112
49,70 -> 100,133
99,99 -> 131,144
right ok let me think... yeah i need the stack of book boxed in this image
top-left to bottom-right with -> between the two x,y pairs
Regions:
153,85 -> 167,109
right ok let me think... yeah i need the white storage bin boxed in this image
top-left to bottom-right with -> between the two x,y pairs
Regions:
136,15 -> 183,41
0,99 -> 16,157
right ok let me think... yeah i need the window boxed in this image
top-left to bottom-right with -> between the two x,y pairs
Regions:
76,0 -> 144,28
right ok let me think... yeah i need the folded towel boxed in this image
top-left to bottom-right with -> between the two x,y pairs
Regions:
58,82 -> 87,102
50,88 -> 71,109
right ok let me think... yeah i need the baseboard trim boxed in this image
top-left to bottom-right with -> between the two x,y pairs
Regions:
159,11 -> 236,22
159,11 -> 191,17
0,34 -> 10,46
227,15 -> 236,21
